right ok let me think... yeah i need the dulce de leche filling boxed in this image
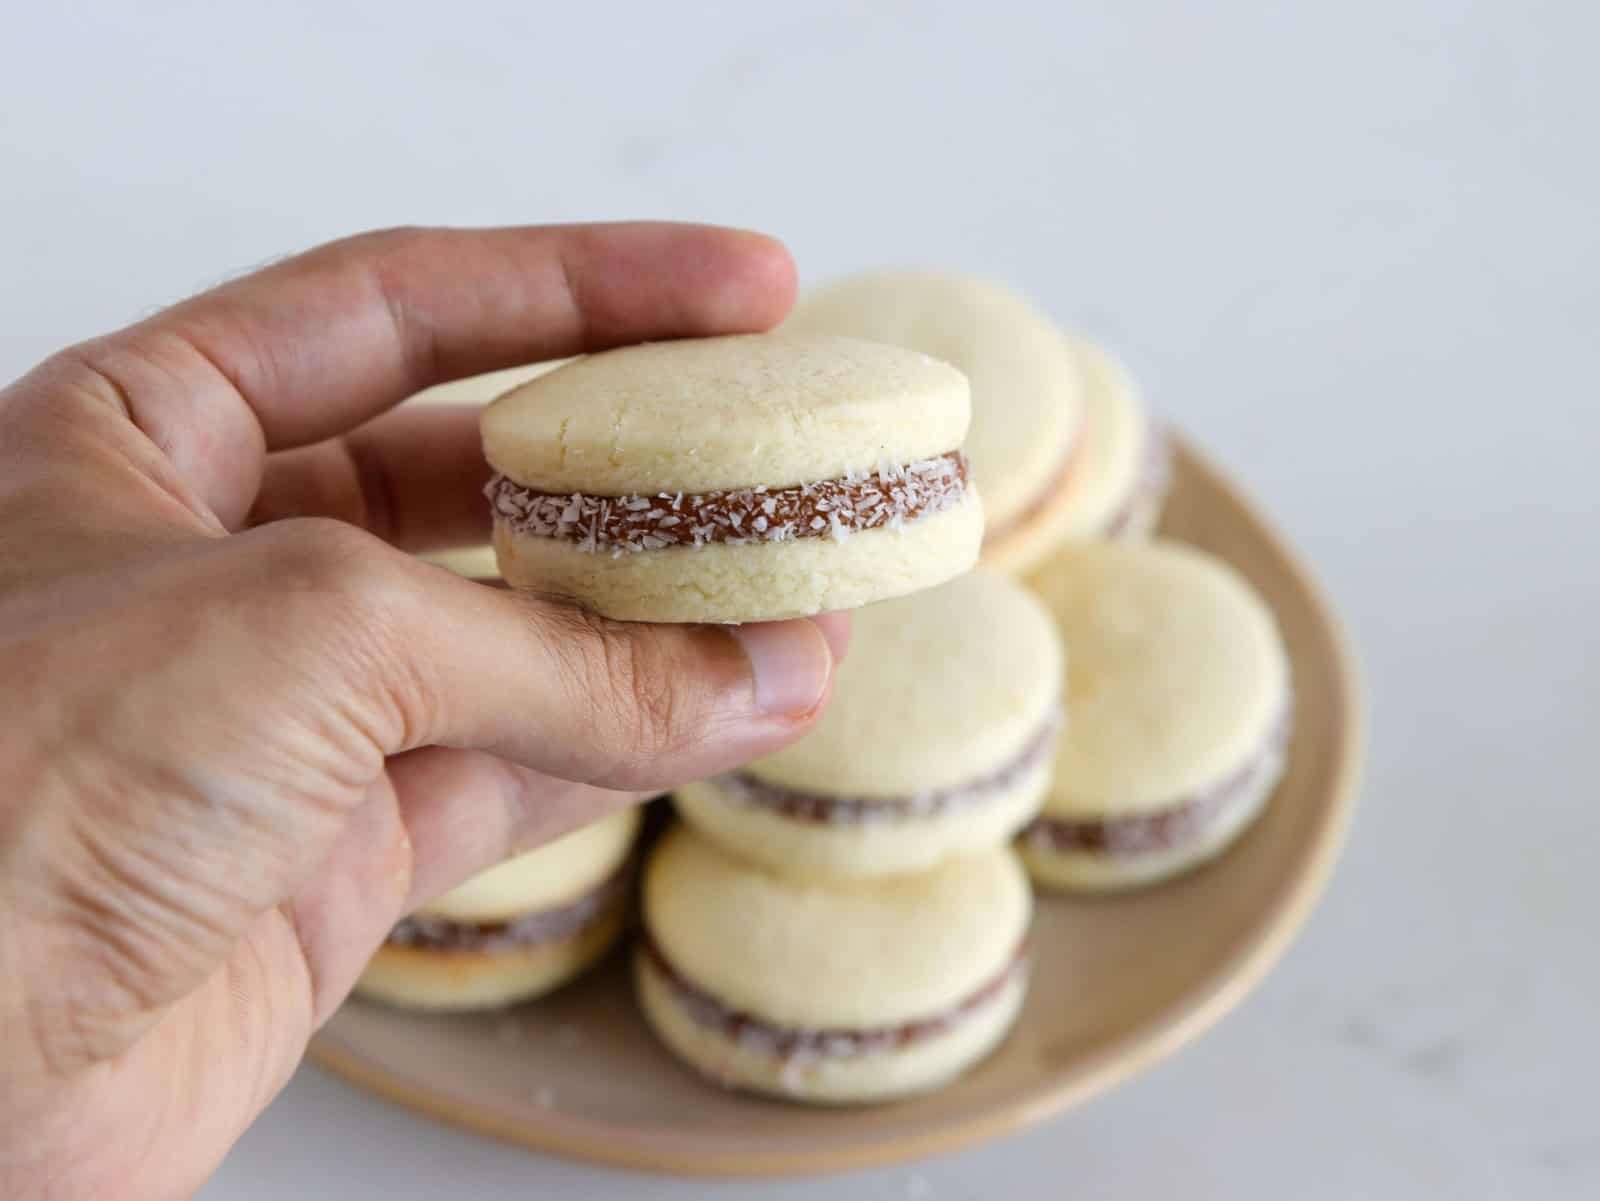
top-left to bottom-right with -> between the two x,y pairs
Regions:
386,858 -> 631,954
643,935 -> 1028,1060
487,452 -> 968,556
711,706 -> 1064,825
1023,707 -> 1291,857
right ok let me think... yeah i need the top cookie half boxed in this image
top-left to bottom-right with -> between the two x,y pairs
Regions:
482,333 -> 970,492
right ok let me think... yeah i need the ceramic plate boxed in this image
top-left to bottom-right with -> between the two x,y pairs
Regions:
309,436 -> 1362,1175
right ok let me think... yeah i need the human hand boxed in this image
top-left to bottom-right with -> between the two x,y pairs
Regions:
0,224 -> 844,1200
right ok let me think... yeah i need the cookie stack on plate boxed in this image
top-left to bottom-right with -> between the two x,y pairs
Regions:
470,333 -> 1060,1101
349,292 -> 1293,1110
655,570 -> 1061,1102
360,332 -> 996,1026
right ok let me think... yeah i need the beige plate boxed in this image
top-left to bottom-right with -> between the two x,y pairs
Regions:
309,436 -> 1362,1176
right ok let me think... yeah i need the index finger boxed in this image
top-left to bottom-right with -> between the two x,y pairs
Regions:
56,223 -> 797,527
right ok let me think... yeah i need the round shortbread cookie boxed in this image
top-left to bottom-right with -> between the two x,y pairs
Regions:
637,827 -> 1030,1103
675,570 -> 1062,876
644,826 -> 1029,1029
353,810 -> 640,1011
481,333 -> 981,622
1021,540 -> 1290,891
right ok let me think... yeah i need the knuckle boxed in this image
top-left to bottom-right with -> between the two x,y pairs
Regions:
263,517 -> 399,604
311,225 -> 428,274
256,518 -> 435,747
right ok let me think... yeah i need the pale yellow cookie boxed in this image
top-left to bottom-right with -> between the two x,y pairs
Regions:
675,570 -> 1062,877
354,810 -> 639,1011
481,333 -> 982,622
637,826 -> 1030,1103
1020,541 -> 1290,891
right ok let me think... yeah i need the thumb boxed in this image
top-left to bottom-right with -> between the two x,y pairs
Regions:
243,517 -> 843,791
508,601 -> 840,787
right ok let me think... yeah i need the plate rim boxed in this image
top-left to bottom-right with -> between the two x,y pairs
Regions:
307,434 -> 1364,1177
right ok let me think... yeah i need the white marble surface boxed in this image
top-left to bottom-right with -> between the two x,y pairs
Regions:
5,3 -> 1598,1198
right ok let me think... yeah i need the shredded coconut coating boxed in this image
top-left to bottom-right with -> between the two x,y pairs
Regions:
1022,703 -> 1291,856
643,936 -> 1028,1061
386,859 -> 631,953
487,452 -> 968,556
713,706 -> 1063,826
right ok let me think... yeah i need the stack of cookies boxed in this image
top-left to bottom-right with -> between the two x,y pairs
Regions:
657,570 -> 1061,1102
790,270 -> 1290,899
353,277 -> 1292,1110
476,332 -> 1059,1102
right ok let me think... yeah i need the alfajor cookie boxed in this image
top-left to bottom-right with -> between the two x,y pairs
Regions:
785,272 -> 1084,574
675,570 -> 1062,878
637,826 -> 1030,1104
1020,542 -> 1290,891
356,808 -> 639,1011
481,333 -> 982,622
1051,336 -> 1170,543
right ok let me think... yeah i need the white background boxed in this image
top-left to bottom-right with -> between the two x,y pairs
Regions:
5,3 -> 1598,1199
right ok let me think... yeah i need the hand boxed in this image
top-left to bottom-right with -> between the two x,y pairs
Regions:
0,224 -> 845,1200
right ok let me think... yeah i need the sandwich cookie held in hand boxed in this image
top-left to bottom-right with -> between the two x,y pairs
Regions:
637,827 -> 1031,1104
482,333 -> 982,622
785,272 -> 1082,575
1021,542 -> 1291,891
1053,336 -> 1171,542
356,809 -> 639,1011
676,570 -> 1062,878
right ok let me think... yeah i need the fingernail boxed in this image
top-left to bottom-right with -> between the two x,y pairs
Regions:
729,620 -> 832,717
